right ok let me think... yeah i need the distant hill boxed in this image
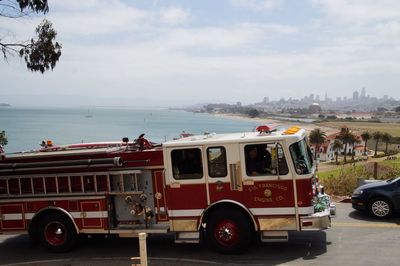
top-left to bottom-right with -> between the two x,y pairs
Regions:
0,103 -> 11,107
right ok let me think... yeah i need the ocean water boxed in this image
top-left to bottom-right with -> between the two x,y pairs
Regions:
0,107 -> 258,153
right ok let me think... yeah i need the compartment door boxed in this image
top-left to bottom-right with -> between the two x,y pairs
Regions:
0,204 -> 25,230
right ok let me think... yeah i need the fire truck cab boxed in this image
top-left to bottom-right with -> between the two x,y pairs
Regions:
163,126 -> 332,253
0,127 -> 333,254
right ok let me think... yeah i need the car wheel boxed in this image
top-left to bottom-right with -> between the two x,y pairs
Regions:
369,198 -> 392,219
38,213 -> 77,252
206,208 -> 254,254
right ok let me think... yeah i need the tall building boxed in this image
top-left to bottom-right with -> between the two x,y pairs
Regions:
353,91 -> 359,101
360,87 -> 366,99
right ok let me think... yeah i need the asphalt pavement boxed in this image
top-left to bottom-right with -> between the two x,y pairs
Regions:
1,202 -> 400,266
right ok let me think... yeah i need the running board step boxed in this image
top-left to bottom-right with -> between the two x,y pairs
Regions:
175,232 -> 200,243
261,231 -> 289,242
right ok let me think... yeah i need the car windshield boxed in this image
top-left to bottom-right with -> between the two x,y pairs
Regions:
289,139 -> 313,175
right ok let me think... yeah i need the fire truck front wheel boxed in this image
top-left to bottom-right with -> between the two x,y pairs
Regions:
206,208 -> 254,254
38,213 -> 78,252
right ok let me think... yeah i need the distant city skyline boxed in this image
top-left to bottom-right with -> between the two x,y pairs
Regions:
260,87 -> 398,104
2,0 -> 400,107
252,87 -> 399,112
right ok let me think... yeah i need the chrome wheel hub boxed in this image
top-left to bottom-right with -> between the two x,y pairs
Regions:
218,226 -> 233,241
372,200 -> 390,217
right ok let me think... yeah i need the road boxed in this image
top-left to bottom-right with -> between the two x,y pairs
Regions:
1,203 -> 400,266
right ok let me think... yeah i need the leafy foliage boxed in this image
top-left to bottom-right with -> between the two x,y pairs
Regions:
247,109 -> 259,118
319,158 -> 400,196
309,128 -> 326,159
372,131 -> 382,156
339,128 -> 356,163
0,0 -> 62,73
17,0 -> 49,13
381,132 -> 392,155
19,20 -> 62,73
332,139 -> 342,164
360,131 -> 370,155
318,165 -> 368,196
0,131 -> 8,146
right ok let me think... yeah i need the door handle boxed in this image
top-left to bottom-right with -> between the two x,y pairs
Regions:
170,182 -> 181,188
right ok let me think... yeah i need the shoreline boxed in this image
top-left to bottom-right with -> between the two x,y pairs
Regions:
212,112 -> 337,134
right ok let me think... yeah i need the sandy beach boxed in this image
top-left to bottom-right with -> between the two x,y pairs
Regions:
213,113 -> 337,134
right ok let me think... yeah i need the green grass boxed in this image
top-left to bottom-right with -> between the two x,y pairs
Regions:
317,168 -> 343,179
317,121 -> 400,137
318,165 -> 370,196
318,160 -> 400,196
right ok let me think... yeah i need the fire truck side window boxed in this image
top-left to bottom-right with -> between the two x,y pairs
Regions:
171,148 -> 203,179
245,144 -> 289,176
207,147 -> 227,178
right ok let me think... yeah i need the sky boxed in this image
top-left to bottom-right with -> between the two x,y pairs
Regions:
1,0 -> 400,107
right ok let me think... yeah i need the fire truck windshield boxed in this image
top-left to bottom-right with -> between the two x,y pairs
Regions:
289,139 -> 313,175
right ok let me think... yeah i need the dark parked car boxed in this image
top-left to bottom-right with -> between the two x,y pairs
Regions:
352,177 -> 400,218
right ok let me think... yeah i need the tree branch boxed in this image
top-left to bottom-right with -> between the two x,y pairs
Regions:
1,1 -> 61,73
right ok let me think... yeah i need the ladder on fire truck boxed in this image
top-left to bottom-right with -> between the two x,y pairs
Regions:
0,171 -> 142,196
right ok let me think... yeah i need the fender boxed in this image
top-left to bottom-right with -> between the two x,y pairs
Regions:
30,206 -> 79,234
198,199 -> 258,231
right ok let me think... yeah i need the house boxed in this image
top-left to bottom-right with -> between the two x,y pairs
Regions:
309,128 -> 366,162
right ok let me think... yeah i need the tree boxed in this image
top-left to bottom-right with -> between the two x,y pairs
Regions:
372,131 -> 382,157
360,131 -> 371,156
0,130 -> 7,156
395,106 -> 400,113
0,131 -> 7,146
309,128 -> 326,160
0,0 -> 62,73
332,139 -> 342,164
248,109 -> 259,118
381,132 -> 392,155
339,128 -> 354,163
349,134 -> 360,161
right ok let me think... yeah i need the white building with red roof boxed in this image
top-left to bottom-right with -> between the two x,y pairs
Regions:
310,129 -> 366,162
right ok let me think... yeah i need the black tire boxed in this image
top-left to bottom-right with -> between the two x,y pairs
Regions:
369,197 -> 393,219
205,208 -> 254,254
38,212 -> 77,252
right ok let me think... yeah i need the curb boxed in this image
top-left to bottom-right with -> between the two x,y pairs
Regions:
340,197 -> 352,203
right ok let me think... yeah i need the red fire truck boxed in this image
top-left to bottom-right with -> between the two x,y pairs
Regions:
0,126 -> 334,254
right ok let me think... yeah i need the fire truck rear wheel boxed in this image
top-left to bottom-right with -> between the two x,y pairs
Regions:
206,208 -> 254,254
38,213 -> 77,252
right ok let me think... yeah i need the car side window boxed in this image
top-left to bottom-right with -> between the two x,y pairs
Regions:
171,148 -> 203,179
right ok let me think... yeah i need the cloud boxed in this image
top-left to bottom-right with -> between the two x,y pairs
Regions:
50,0 -> 101,11
49,2 -> 190,38
50,4 -> 151,37
231,0 -> 283,12
156,23 -> 297,51
311,0 -> 400,24
158,7 -> 191,26
2,0 -> 400,106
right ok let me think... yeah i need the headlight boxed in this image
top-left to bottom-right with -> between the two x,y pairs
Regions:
353,189 -> 363,196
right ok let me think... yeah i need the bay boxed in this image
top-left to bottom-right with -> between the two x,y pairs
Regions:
0,107 -> 257,153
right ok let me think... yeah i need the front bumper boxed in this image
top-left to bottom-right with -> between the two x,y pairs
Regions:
300,206 -> 333,230
351,197 -> 367,211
